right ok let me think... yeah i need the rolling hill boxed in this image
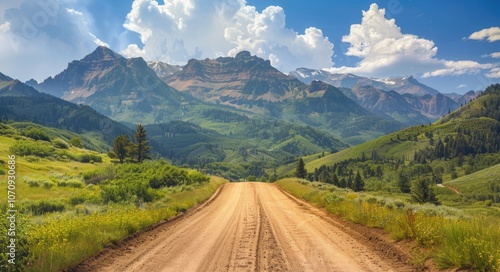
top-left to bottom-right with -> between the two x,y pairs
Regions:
289,83 -> 500,205
146,116 -> 349,180
0,72 -> 131,149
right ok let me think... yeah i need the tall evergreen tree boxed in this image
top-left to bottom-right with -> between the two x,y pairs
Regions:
295,158 -> 307,179
134,124 -> 151,162
113,134 -> 131,163
352,171 -> 364,192
398,171 -> 411,193
332,173 -> 340,187
411,178 -> 440,205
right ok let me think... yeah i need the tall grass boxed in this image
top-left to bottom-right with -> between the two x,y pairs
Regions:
276,178 -> 500,271
26,176 -> 226,272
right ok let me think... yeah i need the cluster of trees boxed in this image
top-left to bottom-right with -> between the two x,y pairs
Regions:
295,158 -> 365,192
296,151 -> 444,204
112,124 -> 151,163
414,128 -> 500,164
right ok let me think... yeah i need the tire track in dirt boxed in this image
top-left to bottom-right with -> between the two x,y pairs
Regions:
73,182 -> 417,272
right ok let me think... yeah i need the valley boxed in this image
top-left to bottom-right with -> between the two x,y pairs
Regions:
0,46 -> 499,272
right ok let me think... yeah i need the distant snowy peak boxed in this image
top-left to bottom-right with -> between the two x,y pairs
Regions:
290,68 -> 439,97
371,77 -> 396,85
147,61 -> 183,81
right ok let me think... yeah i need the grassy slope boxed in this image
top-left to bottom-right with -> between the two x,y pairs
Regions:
0,122 -> 229,271
446,163 -> 500,194
0,131 -> 109,202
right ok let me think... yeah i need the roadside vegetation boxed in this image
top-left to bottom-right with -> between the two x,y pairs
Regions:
276,178 -> 500,271
0,122 -> 226,272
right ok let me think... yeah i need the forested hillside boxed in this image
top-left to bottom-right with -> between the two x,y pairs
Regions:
299,84 -> 500,206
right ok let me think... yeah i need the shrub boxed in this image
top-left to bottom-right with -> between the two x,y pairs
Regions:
246,175 -> 258,181
0,212 -> 33,270
24,177 -> 41,187
82,166 -> 115,185
58,179 -> 84,188
10,140 -> 54,157
68,137 -> 83,148
77,154 -> 102,163
187,171 -> 210,184
0,123 -> 15,135
52,138 -> 69,149
43,180 -> 55,189
69,196 -> 86,206
21,127 -> 50,141
22,200 -> 65,215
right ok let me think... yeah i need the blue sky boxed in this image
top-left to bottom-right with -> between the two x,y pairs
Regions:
1,0 -> 499,94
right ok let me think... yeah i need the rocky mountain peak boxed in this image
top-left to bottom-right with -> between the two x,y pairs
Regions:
82,46 -> 125,62
0,72 -> 13,81
307,80 -> 330,93
235,51 -> 252,59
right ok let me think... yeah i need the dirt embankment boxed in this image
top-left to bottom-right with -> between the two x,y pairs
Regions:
73,182 -> 419,271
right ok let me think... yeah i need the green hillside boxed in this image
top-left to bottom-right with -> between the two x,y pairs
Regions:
291,84 -> 500,209
147,116 -> 349,180
441,163 -> 500,212
0,121 -> 225,271
0,76 -> 132,146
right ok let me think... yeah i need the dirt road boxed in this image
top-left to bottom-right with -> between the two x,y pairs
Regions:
76,182 -> 416,272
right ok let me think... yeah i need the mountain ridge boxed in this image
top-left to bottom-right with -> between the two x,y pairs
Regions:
290,67 -> 465,121
0,71 -> 131,146
158,52 -> 400,143
32,46 -> 195,123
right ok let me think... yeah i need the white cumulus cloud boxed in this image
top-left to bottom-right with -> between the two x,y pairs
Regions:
486,52 -> 500,58
456,84 -> 467,88
0,0 -> 107,82
486,67 -> 500,78
325,3 -> 492,79
122,0 -> 334,72
422,60 -> 494,78
468,27 -> 500,42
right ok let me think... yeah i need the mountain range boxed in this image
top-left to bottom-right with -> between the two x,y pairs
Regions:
29,46 -> 195,124
289,68 -> 479,122
1,46 -> 487,179
20,47 -> 402,143
290,68 -> 440,96
149,50 -> 401,142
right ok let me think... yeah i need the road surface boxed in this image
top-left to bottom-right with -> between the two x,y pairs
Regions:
77,182 -> 415,272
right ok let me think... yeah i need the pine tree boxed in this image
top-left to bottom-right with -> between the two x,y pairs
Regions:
134,124 -> 151,162
332,173 -> 340,187
295,158 -> 307,179
411,178 -> 440,205
398,171 -> 411,193
113,134 -> 131,163
352,171 -> 364,192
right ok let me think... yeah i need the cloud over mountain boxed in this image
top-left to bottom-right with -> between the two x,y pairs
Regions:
122,0 -> 334,72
